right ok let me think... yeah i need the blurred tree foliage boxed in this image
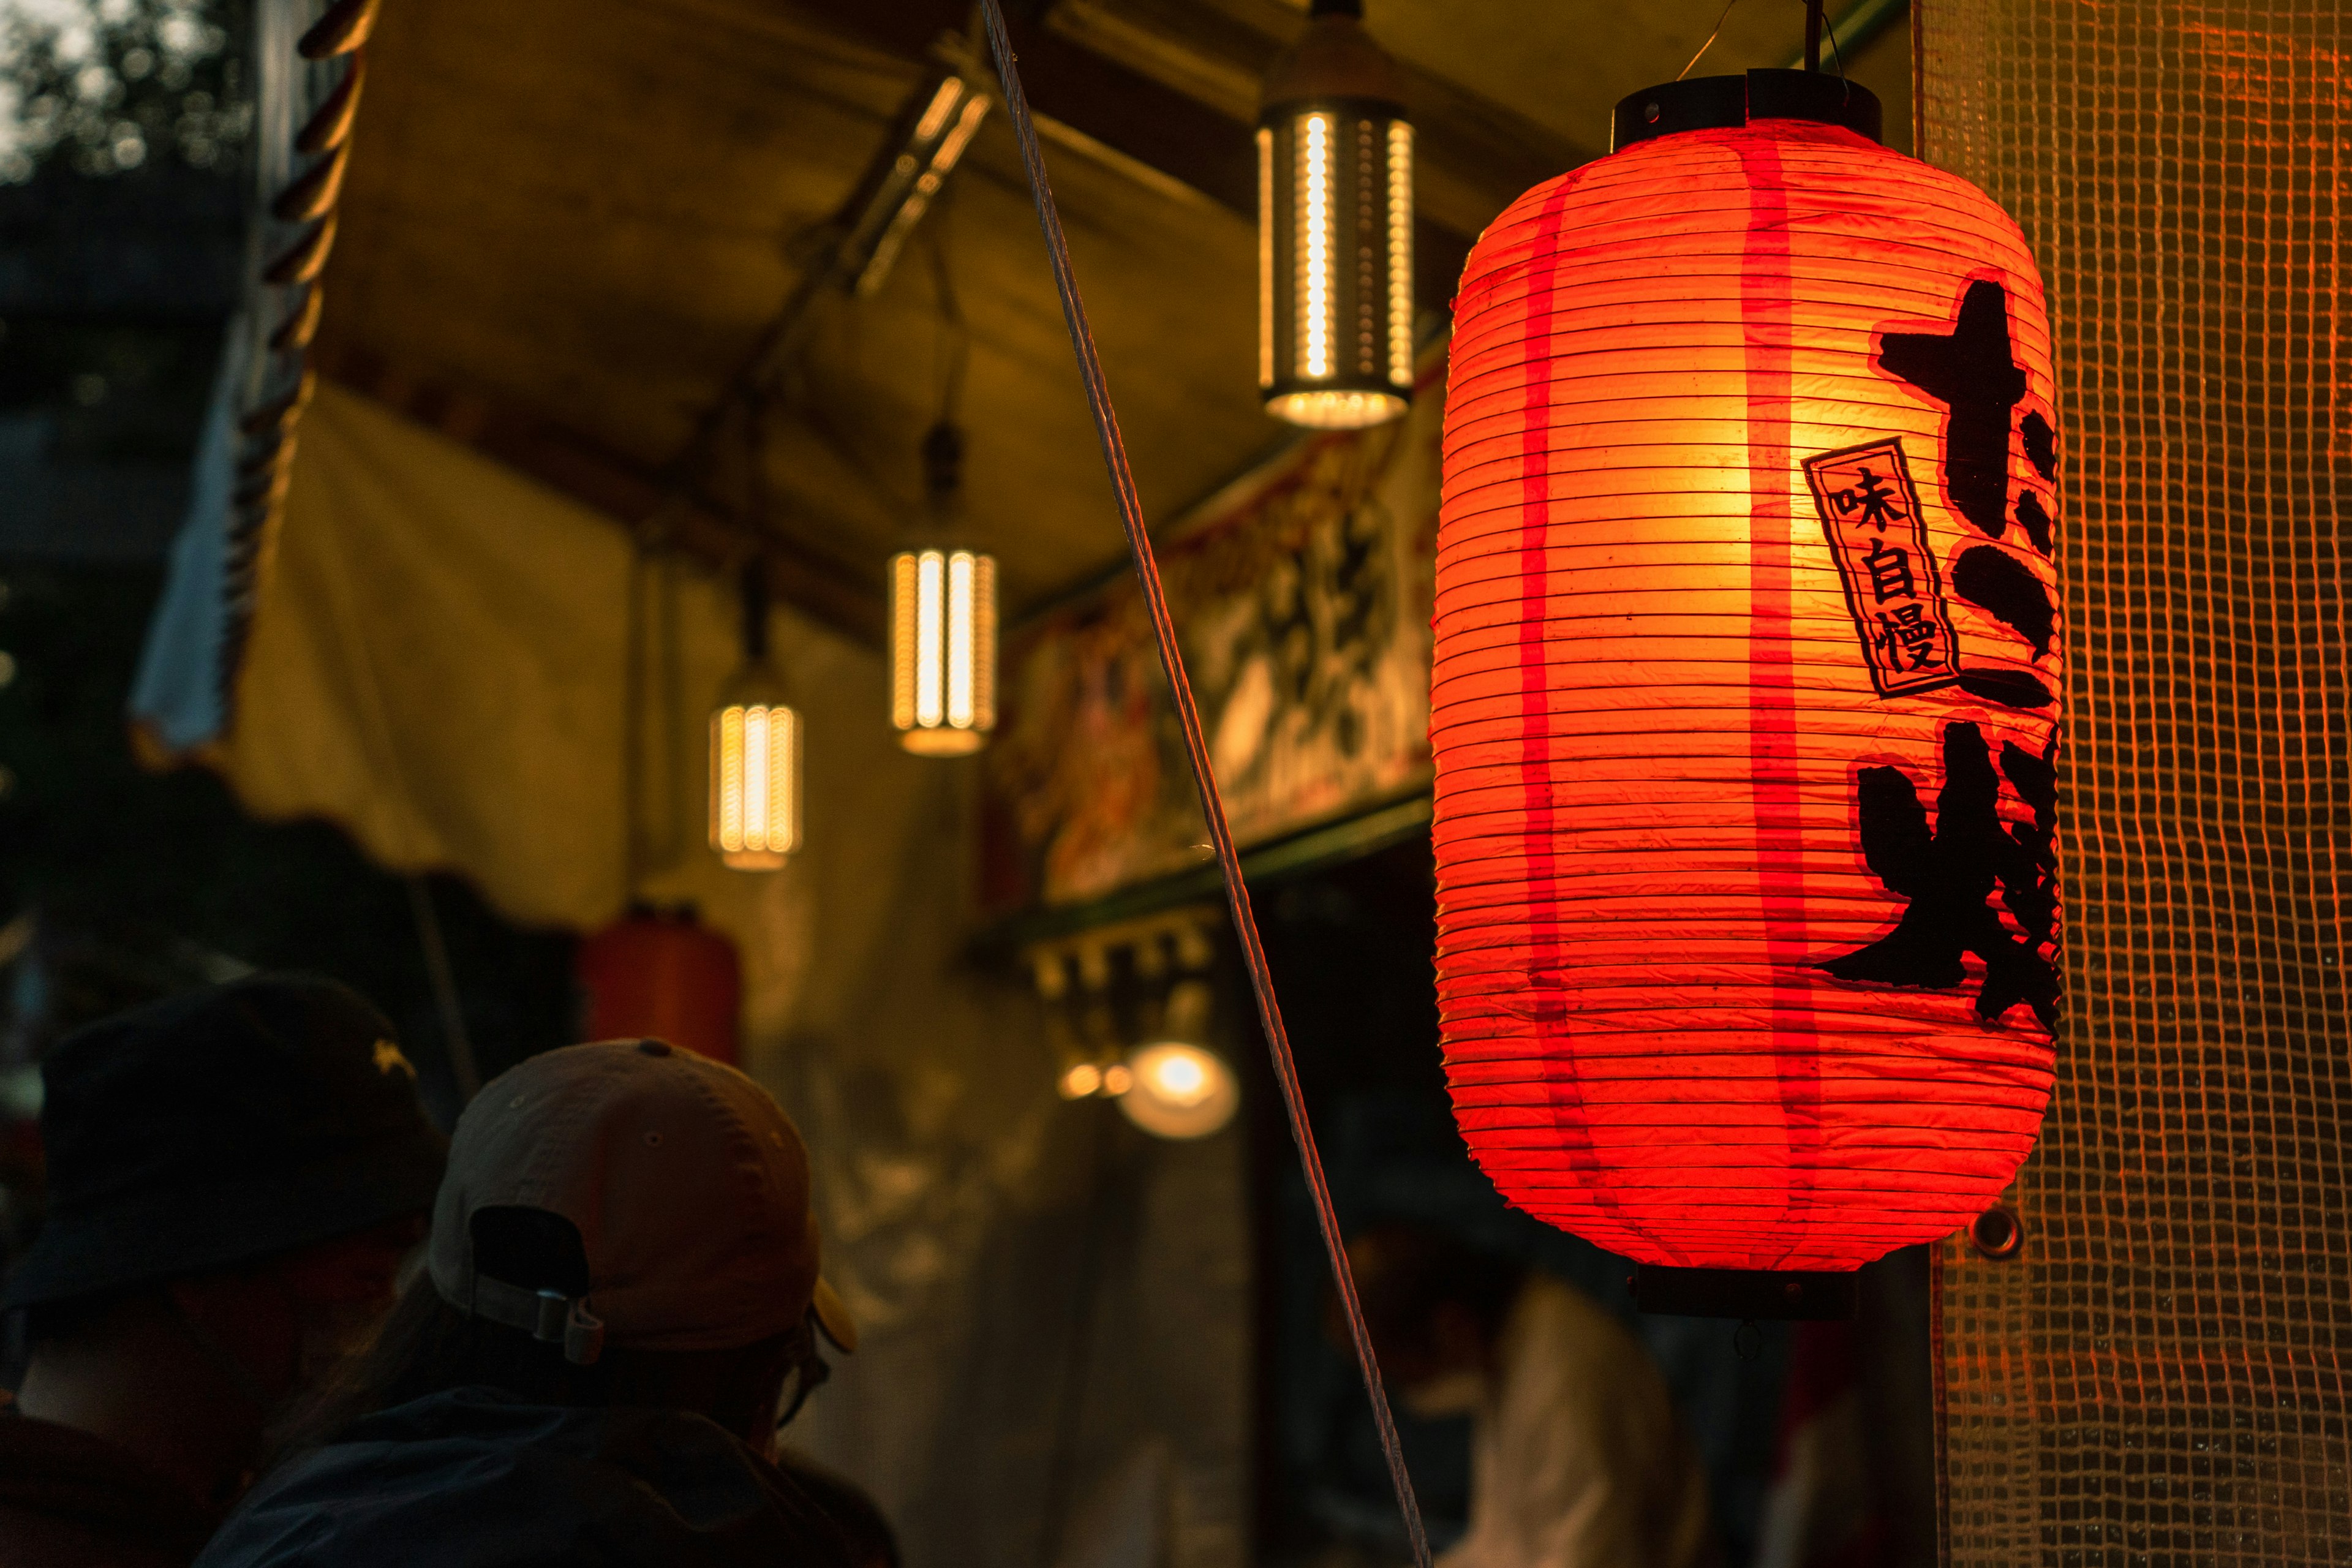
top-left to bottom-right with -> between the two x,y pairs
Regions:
0,0 -> 251,184
0,563 -> 579,1125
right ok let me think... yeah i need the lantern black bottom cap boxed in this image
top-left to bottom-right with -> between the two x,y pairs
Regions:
1632,1264 -> 1859,1321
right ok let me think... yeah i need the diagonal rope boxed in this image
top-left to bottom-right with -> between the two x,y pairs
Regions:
973,6 -> 1433,1565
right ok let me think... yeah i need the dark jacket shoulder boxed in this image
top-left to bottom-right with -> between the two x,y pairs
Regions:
194,1388 -> 857,1568
0,1396 -> 221,1568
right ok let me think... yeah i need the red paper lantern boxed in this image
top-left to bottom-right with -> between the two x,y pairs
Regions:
1433,74 -> 2062,1279
576,905 -> 742,1066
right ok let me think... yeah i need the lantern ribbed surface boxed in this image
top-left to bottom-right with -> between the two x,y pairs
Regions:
1433,117 -> 2064,1272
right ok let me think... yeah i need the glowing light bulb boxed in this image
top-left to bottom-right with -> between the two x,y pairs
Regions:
710,698 -> 801,870
1118,1042 -> 1239,1140
1297,113 -> 1333,381
891,547 -> 997,756
1257,8 -> 1412,428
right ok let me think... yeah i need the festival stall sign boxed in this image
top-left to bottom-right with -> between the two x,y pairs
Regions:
980,363 -> 1442,913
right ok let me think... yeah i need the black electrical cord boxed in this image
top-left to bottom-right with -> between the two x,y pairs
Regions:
973,3 -> 1434,1564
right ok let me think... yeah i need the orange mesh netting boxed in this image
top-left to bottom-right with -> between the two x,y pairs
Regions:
1920,3 -> 2352,1561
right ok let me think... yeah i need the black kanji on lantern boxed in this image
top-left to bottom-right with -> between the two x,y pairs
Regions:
1879,280 -> 2026,540
1817,720 -> 2059,1030
1874,277 -> 2063,713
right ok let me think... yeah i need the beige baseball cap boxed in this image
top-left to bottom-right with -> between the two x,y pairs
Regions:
428,1039 -> 855,1365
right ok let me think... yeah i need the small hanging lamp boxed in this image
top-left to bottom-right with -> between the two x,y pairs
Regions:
889,420 -> 997,755
1257,0 -> 1414,430
710,563 -> 802,870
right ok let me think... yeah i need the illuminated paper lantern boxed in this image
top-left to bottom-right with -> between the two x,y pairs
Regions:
1256,0 -> 1413,430
1432,72 -> 2063,1284
576,906 -> 742,1066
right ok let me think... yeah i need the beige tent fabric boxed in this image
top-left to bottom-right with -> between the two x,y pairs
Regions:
219,382 -> 911,1038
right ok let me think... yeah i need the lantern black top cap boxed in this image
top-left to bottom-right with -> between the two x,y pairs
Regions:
1308,0 -> 1362,15
1611,70 -> 1882,152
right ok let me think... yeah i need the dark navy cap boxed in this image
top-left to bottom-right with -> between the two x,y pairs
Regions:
2,974 -> 446,1309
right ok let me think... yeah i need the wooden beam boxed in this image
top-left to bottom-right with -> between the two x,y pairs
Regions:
315,344 -> 887,647
780,0 -> 1568,314
787,0 -> 1261,210
1041,0 -> 1589,239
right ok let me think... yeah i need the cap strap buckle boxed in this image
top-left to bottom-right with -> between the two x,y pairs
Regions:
560,1295 -> 606,1365
469,1275 -> 608,1366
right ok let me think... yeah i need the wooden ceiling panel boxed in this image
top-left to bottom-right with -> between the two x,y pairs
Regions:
314,0 -> 1907,623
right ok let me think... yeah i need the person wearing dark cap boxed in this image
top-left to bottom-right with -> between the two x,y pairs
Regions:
0,975 -> 447,1568
196,1038 -> 882,1568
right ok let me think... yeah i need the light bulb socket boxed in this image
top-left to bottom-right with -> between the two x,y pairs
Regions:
921,420 -> 964,510
1262,9 -> 1403,115
739,561 -> 771,663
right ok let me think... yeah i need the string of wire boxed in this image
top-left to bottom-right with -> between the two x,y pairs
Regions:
972,4 -> 1434,1564
1678,0 -> 1743,80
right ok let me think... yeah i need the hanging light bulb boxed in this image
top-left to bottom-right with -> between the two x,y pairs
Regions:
1257,0 -> 1414,430
890,420 -> 997,755
710,563 -> 802,870
1118,978 -> 1239,1140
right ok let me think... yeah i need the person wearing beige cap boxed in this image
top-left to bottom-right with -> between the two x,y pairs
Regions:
190,1039 -> 885,1568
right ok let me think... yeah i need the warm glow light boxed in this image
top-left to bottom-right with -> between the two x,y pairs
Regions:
1296,113 -> 1333,381
1257,126 -> 1275,390
1265,389 -> 1408,429
946,551 -> 975,728
913,78 -> 963,143
1386,120 -> 1414,388
915,551 -> 943,729
934,96 -> 990,175
1118,1042 -> 1238,1140
891,547 -> 997,756
1059,1062 -> 1103,1099
1144,1049 -> 1208,1104
710,701 -> 801,870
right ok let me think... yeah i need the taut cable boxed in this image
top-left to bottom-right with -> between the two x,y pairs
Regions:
973,4 -> 1434,1564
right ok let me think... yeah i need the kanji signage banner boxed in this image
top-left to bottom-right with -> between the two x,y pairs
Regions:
981,370 -> 1439,913
1805,439 -> 1958,697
